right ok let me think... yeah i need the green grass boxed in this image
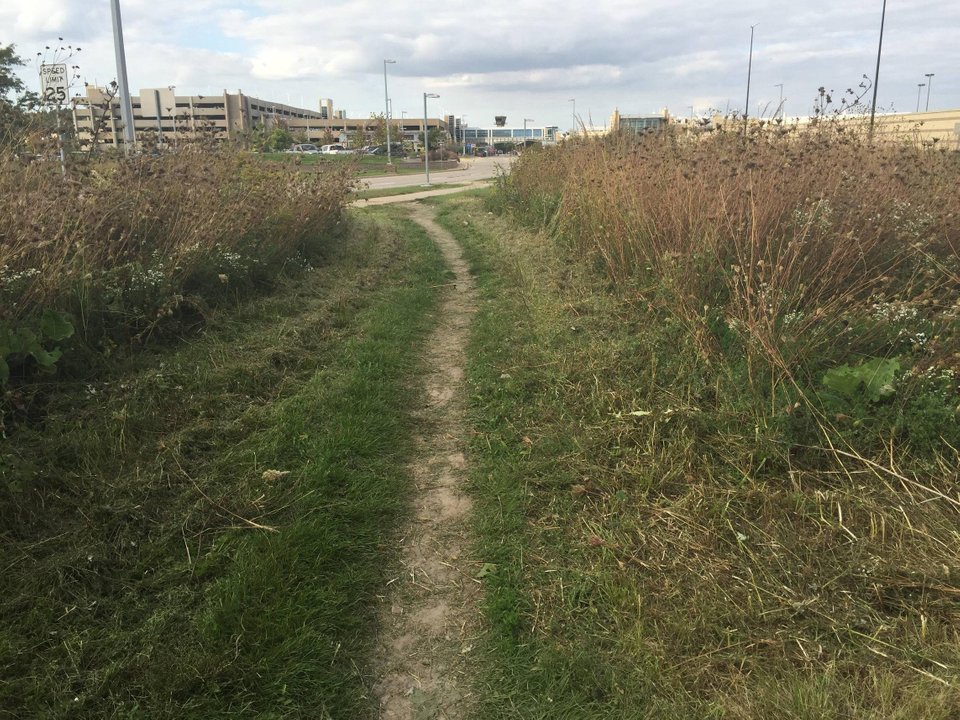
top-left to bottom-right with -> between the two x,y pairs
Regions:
0,207 -> 448,718
353,183 -> 468,201
432,193 -> 960,719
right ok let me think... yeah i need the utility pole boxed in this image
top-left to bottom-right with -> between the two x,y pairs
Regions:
916,83 -> 926,113
383,59 -> 396,164
110,0 -> 136,152
774,83 -> 784,119
569,98 -> 576,135
744,25 -> 755,133
423,92 -> 439,186
869,0 -> 887,137
924,73 -> 934,111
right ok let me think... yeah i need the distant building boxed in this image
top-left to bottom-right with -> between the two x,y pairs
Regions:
72,87 -> 449,149
706,108 -> 960,149
609,109 -> 670,134
463,125 -> 559,146
845,109 -> 960,148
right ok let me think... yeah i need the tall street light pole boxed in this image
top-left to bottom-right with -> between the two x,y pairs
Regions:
924,73 -> 935,111
869,0 -> 887,136
460,114 -> 467,156
423,92 -> 439,186
744,25 -> 755,133
568,99 -> 576,135
523,117 -> 534,146
774,83 -> 784,119
110,0 -> 136,152
916,83 -> 926,113
383,59 -> 396,164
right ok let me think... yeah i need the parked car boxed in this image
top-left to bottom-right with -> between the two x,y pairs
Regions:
368,144 -> 406,157
290,143 -> 320,154
320,144 -> 347,154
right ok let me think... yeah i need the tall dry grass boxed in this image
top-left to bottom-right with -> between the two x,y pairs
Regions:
500,129 -> 960,466
473,129 -> 960,711
0,149 -> 354,345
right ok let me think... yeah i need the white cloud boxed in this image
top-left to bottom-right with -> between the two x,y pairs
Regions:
2,0 -> 957,128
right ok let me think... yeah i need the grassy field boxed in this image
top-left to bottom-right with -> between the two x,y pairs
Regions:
432,169 -> 960,717
3,126 -> 958,718
0,207 -> 448,718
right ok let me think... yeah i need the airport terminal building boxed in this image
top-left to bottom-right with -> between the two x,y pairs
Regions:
461,125 -> 559,146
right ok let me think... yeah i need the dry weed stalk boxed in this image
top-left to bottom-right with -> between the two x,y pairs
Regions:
0,148 -> 354,339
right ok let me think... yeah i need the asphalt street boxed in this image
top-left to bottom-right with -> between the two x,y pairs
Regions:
359,155 -> 515,191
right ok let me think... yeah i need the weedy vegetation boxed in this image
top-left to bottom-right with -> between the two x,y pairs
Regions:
437,123 -> 960,717
0,148 -> 354,412
1,202 -> 447,717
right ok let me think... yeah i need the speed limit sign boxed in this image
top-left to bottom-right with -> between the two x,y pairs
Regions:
40,63 -> 69,106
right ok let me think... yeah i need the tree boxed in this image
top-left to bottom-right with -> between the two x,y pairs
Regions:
0,44 -> 27,103
350,121 -> 367,149
319,128 -> 336,146
0,44 -> 32,147
368,112 -> 387,147
265,125 -> 294,151
418,127 -> 444,148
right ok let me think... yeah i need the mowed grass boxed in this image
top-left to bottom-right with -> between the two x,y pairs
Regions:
432,192 -> 960,719
0,208 -> 447,718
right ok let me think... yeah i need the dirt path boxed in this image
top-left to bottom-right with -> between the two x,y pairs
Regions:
372,202 -> 481,719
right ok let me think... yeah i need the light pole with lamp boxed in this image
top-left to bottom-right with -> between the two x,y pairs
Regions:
569,99 -> 576,135
460,114 -> 467,155
774,83 -> 784,119
924,73 -> 934,111
383,59 -> 396,164
523,118 -> 534,146
423,92 -> 439,186
916,83 -> 926,113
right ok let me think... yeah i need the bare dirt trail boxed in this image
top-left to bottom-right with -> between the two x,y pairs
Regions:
372,202 -> 481,720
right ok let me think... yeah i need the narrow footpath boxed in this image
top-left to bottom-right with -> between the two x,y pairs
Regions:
372,202 -> 481,719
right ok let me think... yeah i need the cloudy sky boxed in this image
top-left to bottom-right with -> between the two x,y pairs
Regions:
2,0 -> 956,130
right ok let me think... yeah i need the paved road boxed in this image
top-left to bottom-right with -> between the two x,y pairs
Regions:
360,155 -> 515,191
355,181 -> 493,207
